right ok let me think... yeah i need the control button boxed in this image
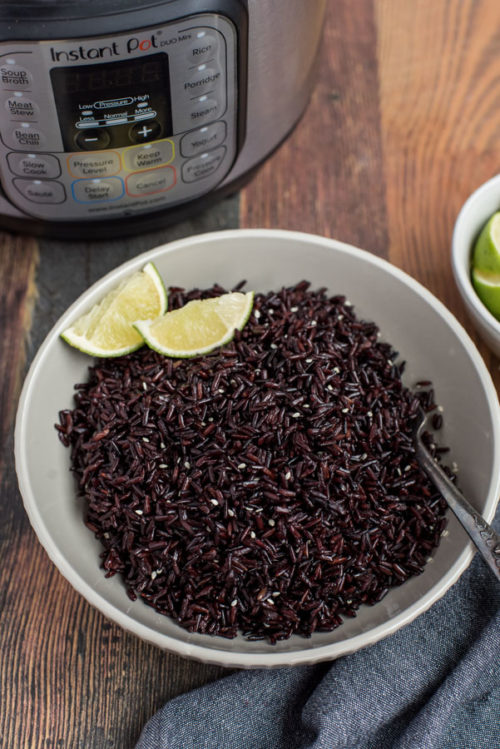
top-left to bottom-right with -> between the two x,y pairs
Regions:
7,152 -> 61,179
123,140 -> 174,171
183,65 -> 223,97
180,121 -> 227,158
13,178 -> 65,204
129,120 -> 162,143
182,147 -> 226,183
75,129 -> 111,151
68,152 -> 121,178
126,167 -> 176,197
186,33 -> 219,64
12,124 -> 45,149
0,64 -> 32,89
5,94 -> 39,120
189,96 -> 222,126
72,177 -> 124,203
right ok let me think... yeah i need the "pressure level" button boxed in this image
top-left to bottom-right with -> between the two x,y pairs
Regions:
68,152 -> 121,178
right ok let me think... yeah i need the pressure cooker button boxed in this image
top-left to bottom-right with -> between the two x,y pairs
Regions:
123,139 -> 174,171
125,166 -> 176,197
7,152 -> 61,179
68,152 -> 121,178
129,120 -> 162,144
189,97 -> 221,126
183,66 -> 223,97
72,177 -> 124,203
4,95 -> 39,120
182,147 -> 226,183
180,121 -> 227,158
75,128 -> 111,151
0,63 -> 32,89
186,34 -> 219,65
12,124 -> 45,149
13,178 -> 66,204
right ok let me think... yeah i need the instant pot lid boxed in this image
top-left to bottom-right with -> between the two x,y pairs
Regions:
0,0 -> 247,38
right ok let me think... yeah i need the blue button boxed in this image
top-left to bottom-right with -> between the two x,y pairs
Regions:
72,176 -> 124,203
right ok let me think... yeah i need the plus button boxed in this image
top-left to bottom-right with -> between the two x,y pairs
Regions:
130,120 -> 162,143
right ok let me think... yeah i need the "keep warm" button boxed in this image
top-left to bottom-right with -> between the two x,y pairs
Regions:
125,166 -> 176,196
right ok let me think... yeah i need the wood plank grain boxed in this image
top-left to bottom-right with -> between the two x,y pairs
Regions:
240,0 -> 389,257
0,231 -> 38,476
376,0 -> 500,387
0,206 -> 239,749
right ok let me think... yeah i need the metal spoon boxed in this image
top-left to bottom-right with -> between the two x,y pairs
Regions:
414,409 -> 500,582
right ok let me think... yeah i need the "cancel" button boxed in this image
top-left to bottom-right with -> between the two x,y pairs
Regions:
126,166 -> 176,196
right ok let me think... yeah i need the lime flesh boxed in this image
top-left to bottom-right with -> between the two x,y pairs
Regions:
61,262 -> 167,357
134,291 -> 254,358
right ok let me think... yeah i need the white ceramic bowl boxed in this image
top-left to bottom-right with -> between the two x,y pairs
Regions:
15,229 -> 500,668
452,174 -> 500,357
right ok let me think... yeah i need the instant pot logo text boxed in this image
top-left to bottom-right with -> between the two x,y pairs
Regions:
49,32 -> 191,62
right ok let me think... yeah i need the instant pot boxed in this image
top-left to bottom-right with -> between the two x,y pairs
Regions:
0,0 -> 326,238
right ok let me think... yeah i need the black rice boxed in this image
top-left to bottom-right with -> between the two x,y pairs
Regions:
56,282 -> 449,642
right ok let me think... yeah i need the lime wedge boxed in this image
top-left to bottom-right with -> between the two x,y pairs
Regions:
61,262 -> 167,357
134,291 -> 254,357
472,212 -> 500,274
472,268 -> 500,320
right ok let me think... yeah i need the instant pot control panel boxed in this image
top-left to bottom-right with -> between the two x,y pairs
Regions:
0,14 -> 238,222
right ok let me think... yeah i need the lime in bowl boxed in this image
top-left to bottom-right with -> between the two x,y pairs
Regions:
452,174 -> 500,357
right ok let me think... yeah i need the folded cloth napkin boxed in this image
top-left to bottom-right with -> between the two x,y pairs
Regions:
136,512 -> 500,749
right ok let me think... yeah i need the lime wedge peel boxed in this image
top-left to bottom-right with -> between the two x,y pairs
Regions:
134,291 -> 254,358
61,262 -> 167,357
471,211 -> 500,320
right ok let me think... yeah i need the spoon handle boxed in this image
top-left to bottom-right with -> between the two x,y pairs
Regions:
416,442 -> 500,582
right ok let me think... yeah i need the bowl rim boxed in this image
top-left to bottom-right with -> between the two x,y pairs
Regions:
451,173 -> 500,336
15,228 -> 500,668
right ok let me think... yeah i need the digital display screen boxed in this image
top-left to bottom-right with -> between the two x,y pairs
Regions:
50,54 -> 172,151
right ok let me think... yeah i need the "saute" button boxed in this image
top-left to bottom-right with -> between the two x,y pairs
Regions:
13,178 -> 66,203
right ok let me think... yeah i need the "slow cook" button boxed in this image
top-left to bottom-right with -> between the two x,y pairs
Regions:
68,152 -> 121,178
185,33 -> 219,65
1,64 -> 32,89
7,152 -> 61,179
4,94 -> 39,120
180,121 -> 227,158
181,146 -> 226,183
13,178 -> 66,204
123,140 -> 174,171
72,177 -> 124,203
126,166 -> 176,196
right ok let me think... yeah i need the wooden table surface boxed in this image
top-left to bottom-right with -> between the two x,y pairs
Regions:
2,1 -> 500,747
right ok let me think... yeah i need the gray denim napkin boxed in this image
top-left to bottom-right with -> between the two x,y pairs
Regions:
136,509 -> 500,749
